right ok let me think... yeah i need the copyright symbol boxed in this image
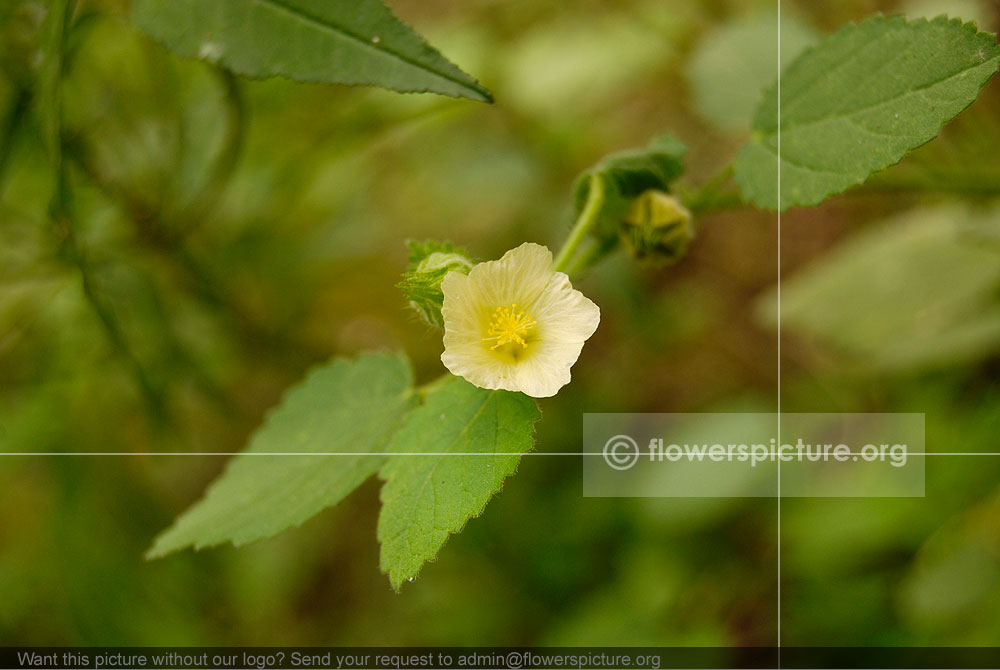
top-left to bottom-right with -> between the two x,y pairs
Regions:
506,651 -> 523,668
603,434 -> 640,470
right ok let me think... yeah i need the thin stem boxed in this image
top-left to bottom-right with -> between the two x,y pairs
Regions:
552,173 -> 605,274
176,67 -> 245,233
45,0 -> 166,421
562,239 -> 611,278
0,85 -> 29,189
682,163 -> 741,217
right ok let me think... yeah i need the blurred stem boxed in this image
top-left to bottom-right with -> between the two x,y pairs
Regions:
562,238 -> 615,278
62,139 -> 327,367
552,173 -> 605,274
0,85 -> 30,189
177,67 -> 245,233
682,164 -> 743,217
45,0 -> 166,422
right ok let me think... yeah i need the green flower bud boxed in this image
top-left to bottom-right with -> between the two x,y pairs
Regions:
621,189 -> 694,262
397,240 -> 474,328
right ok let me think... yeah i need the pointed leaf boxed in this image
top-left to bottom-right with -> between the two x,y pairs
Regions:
377,377 -> 539,589
735,15 -> 1000,210
131,0 -> 492,102
147,352 -> 417,558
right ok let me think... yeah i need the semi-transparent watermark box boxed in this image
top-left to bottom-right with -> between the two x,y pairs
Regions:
582,413 -> 925,497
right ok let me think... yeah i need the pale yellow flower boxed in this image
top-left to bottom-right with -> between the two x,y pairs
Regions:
440,242 -> 600,398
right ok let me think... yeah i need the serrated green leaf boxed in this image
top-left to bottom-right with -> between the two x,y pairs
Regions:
147,352 -> 417,558
377,377 -> 540,589
130,0 -> 492,102
735,15 -> 1000,210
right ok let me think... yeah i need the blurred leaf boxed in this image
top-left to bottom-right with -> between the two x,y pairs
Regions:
377,377 -> 539,590
899,491 -> 1000,641
147,352 -> 417,557
756,205 -> 1000,372
501,14 -> 676,117
130,0 -> 492,102
687,12 -> 817,134
735,15 -> 1000,210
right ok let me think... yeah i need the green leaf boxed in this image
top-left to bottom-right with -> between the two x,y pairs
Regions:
754,205 -> 1000,372
130,0 -> 492,102
377,377 -> 540,589
686,12 -> 817,134
735,15 -> 1000,210
147,352 -> 417,558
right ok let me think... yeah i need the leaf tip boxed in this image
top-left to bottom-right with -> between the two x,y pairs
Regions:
461,81 -> 494,103
479,88 -> 495,104
143,537 -> 173,561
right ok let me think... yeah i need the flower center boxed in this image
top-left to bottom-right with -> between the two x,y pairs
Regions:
484,303 -> 536,350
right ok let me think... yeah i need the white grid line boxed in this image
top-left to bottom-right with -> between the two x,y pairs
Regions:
0,452 -> 991,456
776,0 -> 783,657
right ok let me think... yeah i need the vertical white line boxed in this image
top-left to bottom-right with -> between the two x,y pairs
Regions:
776,0 -> 783,660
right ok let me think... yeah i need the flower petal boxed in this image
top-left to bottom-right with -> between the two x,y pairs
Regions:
512,340 -> 585,397
441,271 -> 487,334
466,242 -> 553,308
528,272 -> 601,344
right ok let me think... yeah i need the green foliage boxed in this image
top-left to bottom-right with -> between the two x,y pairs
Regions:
397,240 -> 474,328
6,0 -> 1000,645
687,12 -> 817,134
148,354 -> 542,589
38,0 -> 70,158
377,377 -> 540,590
147,353 -> 417,557
899,491 -> 1000,640
756,205 -> 1000,372
130,0 -> 492,102
735,15 -> 1000,210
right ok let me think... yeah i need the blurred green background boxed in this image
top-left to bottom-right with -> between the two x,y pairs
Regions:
2,0 -> 1000,649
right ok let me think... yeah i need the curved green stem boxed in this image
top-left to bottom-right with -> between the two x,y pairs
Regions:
0,85 -> 29,189
177,67 -> 245,232
552,173 -> 606,274
45,0 -> 166,422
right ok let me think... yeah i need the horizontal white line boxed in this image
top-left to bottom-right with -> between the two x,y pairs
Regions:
0,452 -> 995,457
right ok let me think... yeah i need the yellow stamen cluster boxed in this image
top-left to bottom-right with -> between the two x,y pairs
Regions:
484,303 -> 536,350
